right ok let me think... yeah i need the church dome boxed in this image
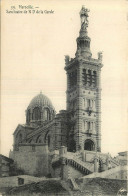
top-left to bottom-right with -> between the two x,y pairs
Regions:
26,92 -> 56,125
27,92 -> 54,110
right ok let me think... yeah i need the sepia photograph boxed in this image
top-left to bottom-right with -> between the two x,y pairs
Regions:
0,0 -> 128,195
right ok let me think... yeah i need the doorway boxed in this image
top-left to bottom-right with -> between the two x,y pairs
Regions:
84,139 -> 95,151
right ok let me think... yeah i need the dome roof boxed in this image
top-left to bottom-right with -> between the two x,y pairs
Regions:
27,92 -> 55,110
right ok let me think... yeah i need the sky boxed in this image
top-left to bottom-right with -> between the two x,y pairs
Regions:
1,0 -> 128,157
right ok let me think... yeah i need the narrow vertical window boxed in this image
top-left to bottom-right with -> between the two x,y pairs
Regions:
87,70 -> 92,86
19,134 -> 22,143
87,122 -> 90,130
92,71 -> 97,87
87,99 -> 90,107
82,69 -> 87,86
27,109 -> 31,123
32,107 -> 41,120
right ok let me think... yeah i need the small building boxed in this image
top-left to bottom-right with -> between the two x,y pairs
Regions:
115,151 -> 128,166
0,154 -> 14,177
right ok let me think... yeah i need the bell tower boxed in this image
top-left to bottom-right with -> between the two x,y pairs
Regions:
65,6 -> 103,152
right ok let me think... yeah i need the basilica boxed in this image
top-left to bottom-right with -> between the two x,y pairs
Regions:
5,6 -> 127,180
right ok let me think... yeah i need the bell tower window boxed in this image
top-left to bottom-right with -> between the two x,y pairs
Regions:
69,70 -> 77,88
87,70 -> 92,86
82,69 -> 97,87
92,71 -> 97,87
82,69 -> 87,85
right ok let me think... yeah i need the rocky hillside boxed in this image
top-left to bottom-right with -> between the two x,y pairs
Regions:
0,178 -> 127,196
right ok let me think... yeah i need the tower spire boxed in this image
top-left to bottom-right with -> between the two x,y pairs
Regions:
75,6 -> 92,59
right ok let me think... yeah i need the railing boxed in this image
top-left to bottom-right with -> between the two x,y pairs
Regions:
52,152 -> 94,174
110,158 -> 120,166
69,156 -> 94,172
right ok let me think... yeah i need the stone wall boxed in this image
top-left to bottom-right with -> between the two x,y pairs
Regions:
53,163 -> 84,180
81,165 -> 127,180
9,145 -> 48,177
53,166 -> 61,178
0,175 -> 45,188
0,159 -> 10,177
0,155 -> 14,177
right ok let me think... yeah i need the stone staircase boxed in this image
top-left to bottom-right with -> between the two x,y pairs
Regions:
65,154 -> 94,174
52,152 -> 94,175
111,158 -> 120,167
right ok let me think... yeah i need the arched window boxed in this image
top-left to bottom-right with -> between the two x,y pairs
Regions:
32,107 -> 41,120
27,109 -> 31,123
19,134 -> 22,143
87,70 -> 92,86
84,139 -> 95,151
47,109 -> 51,120
44,108 -> 51,121
92,71 -> 97,87
82,69 -> 87,86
